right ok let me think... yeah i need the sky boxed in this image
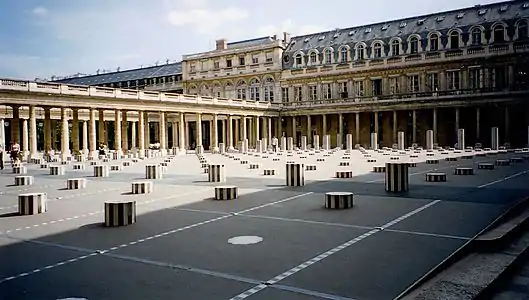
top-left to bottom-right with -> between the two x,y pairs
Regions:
0,0 -> 505,80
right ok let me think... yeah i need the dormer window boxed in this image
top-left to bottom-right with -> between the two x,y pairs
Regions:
348,30 -> 357,36
457,12 -> 465,19
429,34 -> 439,51
319,35 -> 325,40
471,28 -> 482,45
500,5 -> 508,12
391,40 -> 400,56
357,45 -> 365,60
333,33 -> 340,38
310,52 -> 317,64
436,16 -> 445,22
340,47 -> 348,63
382,24 -> 390,31
450,31 -> 460,49
364,28 -> 372,33
295,54 -> 303,65
399,22 -> 407,28
518,21 -> 528,40
373,43 -> 383,58
324,49 -> 332,64
478,9 -> 487,15
417,19 -> 426,25
493,25 -> 505,43
409,37 -> 419,54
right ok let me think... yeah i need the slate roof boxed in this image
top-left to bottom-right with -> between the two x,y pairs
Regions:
227,36 -> 278,49
53,62 -> 182,86
283,0 -> 529,68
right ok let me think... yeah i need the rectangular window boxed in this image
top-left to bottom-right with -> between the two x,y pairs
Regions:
281,87 -> 289,102
322,83 -> 332,99
355,80 -> 364,96
469,68 -> 482,90
265,52 -> 273,62
427,73 -> 439,91
371,79 -> 382,96
309,85 -> 318,100
264,86 -> 274,101
226,59 -> 232,68
200,61 -> 207,70
447,71 -> 460,90
339,82 -> 348,98
213,61 -> 220,69
239,56 -> 245,66
294,86 -> 302,101
252,55 -> 259,64
492,67 -> 506,89
389,77 -> 400,94
189,63 -> 196,73
408,75 -> 420,92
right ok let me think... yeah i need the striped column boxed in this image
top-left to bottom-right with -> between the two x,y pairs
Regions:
280,137 -> 287,151
346,134 -> 353,151
18,193 -> 47,215
397,131 -> 405,150
208,164 -> 226,182
325,192 -> 354,209
491,127 -> 499,150
385,162 -> 409,192
286,163 -> 305,186
457,129 -> 465,150
12,166 -> 27,174
370,133 -> 378,150
14,176 -> 33,186
50,165 -> 65,176
256,140 -> 262,153
300,136 -> 307,151
104,201 -> 136,227
93,165 -> 109,177
67,178 -> 87,189
214,186 -> 238,200
287,137 -> 294,151
426,130 -> 434,150
323,135 -> 330,150
145,164 -> 162,179
313,135 -> 320,150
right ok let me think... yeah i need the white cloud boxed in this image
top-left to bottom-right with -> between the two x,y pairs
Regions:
256,19 -> 328,37
32,7 -> 48,16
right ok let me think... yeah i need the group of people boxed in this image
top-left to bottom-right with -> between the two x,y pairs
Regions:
0,141 -> 21,170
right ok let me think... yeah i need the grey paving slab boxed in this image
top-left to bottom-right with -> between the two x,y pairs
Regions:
0,254 -> 255,300
247,287 -> 327,300
114,215 -> 368,281
281,231 -> 466,300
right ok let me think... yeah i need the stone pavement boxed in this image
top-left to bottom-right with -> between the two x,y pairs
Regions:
0,146 -> 528,300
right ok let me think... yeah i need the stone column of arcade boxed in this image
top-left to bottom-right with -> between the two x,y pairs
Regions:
433,108 -> 438,145
171,121 -> 178,151
158,111 -> 167,155
179,113 -> 186,154
291,116 -> 296,147
0,117 -> 5,150
11,105 -> 20,143
355,113 -> 360,146
196,113 -> 203,154
243,116 -> 249,152
306,115 -> 312,147
82,120 -> 88,156
43,108 -> 52,157
143,111 -> 150,155
476,107 -> 481,145
455,107 -> 460,148
60,107 -> 70,161
89,108 -> 97,158
98,110 -> 105,146
114,110 -> 123,157
227,115 -> 234,151
267,117 -> 272,143
22,118 -> 29,160
322,114 -> 327,137
138,111 -> 145,158
412,110 -> 417,145
29,105 -> 38,159
393,111 -> 398,145
131,121 -> 137,151
122,111 -> 129,154
212,114 -> 219,152
72,108 -> 80,155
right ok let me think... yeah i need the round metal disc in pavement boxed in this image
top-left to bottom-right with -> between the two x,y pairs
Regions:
228,236 -> 263,245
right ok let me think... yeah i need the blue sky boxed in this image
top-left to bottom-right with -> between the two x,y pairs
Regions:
0,0 -> 504,80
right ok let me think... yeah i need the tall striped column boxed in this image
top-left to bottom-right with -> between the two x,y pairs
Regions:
385,162 -> 409,193
280,137 -> 287,151
323,135 -> 330,150
287,137 -> 294,151
286,163 -> 305,186
104,201 -> 136,227
18,193 -> 47,215
491,127 -> 499,150
457,128 -> 465,150
370,133 -> 378,150
426,130 -> 434,150
346,134 -> 353,151
397,131 -> 405,150
313,135 -> 320,150
300,136 -> 307,150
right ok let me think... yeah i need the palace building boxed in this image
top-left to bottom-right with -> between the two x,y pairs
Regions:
0,0 -> 528,156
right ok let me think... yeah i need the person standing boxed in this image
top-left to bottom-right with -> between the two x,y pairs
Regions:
272,136 -> 278,152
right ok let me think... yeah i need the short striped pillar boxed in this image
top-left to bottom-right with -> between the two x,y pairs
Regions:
219,143 -> 225,154
426,130 -> 434,150
75,154 -> 86,162
214,186 -> 238,200
18,193 -> 47,215
454,167 -> 474,175
208,164 -> 226,182
122,161 -> 132,167
110,165 -> 122,171
12,166 -> 27,174
325,192 -> 354,209
286,163 -> 305,186
132,181 -> 153,194
73,163 -> 85,170
93,165 -> 109,177
336,171 -> 353,178
50,165 -> 65,176
263,169 -> 276,175
287,137 -> 294,151
104,201 -> 136,227
67,178 -> 87,190
385,162 -> 409,193
145,164 -> 162,179
15,175 -> 34,186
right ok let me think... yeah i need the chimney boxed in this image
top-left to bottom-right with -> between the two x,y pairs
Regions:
216,39 -> 227,50
283,32 -> 291,44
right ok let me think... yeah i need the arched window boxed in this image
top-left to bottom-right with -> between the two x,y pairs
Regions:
249,78 -> 260,101
340,47 -> 348,63
357,45 -> 365,60
409,36 -> 419,54
309,52 -> 317,64
236,80 -> 246,100
493,25 -> 505,43
391,40 -> 400,56
450,31 -> 460,49
429,34 -> 439,51
518,21 -> 528,40
295,54 -> 303,66
324,49 -> 332,64
471,28 -> 482,45
263,77 -> 274,102
373,43 -> 382,58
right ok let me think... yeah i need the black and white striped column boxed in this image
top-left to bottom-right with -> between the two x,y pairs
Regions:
385,162 -> 409,193
457,129 -> 465,150
345,134 -> 353,151
426,130 -> 434,150
132,181 -> 153,194
110,165 -> 122,171
93,165 -> 109,177
50,165 -> 65,176
145,164 -> 162,179
104,201 -> 136,227
287,137 -> 294,151
73,163 -> 85,170
426,172 -> 447,182
323,135 -> 330,150
313,135 -> 320,151
300,136 -> 307,151
67,178 -> 87,189
208,164 -> 226,182
263,169 -> 276,175
454,167 -> 474,175
286,163 -> 305,186
214,186 -> 238,200
397,131 -> 405,150
325,192 -> 354,209
336,171 -> 353,178
18,192 -> 47,215
14,175 -> 33,186
12,166 -> 27,174
491,127 -> 499,150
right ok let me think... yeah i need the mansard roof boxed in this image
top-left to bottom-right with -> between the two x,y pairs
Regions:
284,0 -> 529,56
227,36 -> 278,49
54,62 -> 182,86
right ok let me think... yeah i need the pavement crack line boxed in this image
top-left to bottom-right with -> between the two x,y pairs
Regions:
0,191 -> 314,285
228,199 -> 442,300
